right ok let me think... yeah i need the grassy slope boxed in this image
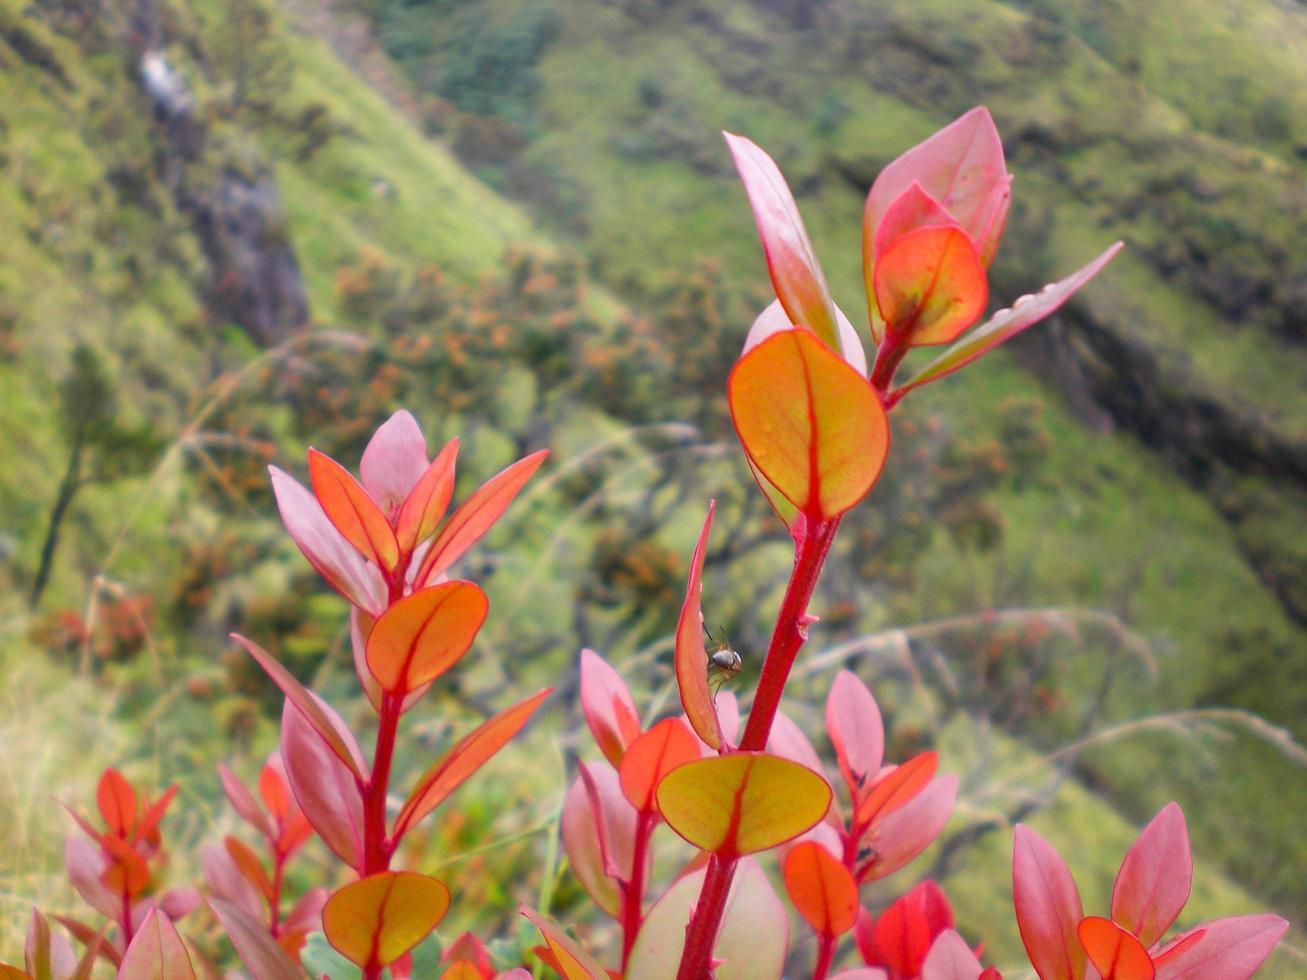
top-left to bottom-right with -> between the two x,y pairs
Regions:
373,0 -> 1307,944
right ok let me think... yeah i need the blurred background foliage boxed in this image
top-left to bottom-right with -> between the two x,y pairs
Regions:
0,0 -> 1304,974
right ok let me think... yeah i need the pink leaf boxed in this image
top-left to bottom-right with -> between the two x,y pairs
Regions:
561,763 -> 638,918
1012,825 -> 1087,980
359,410 -> 430,517
922,930 -> 986,980
872,182 -> 958,260
831,972 -> 890,980
269,466 -> 386,615
724,132 -> 840,354
743,299 -> 869,376
864,107 -> 1011,268
579,648 -> 642,768
826,670 -> 885,797
63,837 -> 117,920
1112,802 -> 1192,947
233,634 -> 365,781
1154,915 -> 1288,980
893,242 -> 1123,398
863,774 -> 956,881
117,909 -> 195,980
201,846 -> 262,919
26,907 -> 76,980
217,765 -> 270,839
210,899 -> 301,980
284,889 -> 327,936
280,698 -> 365,869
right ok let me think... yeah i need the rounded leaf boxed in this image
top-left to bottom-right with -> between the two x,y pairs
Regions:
1079,917 -> 1155,980
620,717 -> 701,814
656,752 -> 831,858
783,841 -> 859,937
874,226 -> 987,346
365,581 -> 488,695
323,872 -> 450,969
729,330 -> 888,520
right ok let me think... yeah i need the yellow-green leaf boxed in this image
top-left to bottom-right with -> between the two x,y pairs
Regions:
323,872 -> 450,969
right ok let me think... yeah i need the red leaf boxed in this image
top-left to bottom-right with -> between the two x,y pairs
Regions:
232,634 -> 364,781
729,331 -> 889,520
395,438 -> 459,554
579,648 -> 643,767
619,717 -> 701,814
280,698 -> 364,869
856,752 -> 938,829
674,503 -> 723,751
117,909 -> 195,980
359,410 -> 430,517
413,450 -> 548,587
365,581 -> 488,695
724,131 -> 840,353
1152,915 -> 1288,980
96,769 -> 136,838
893,242 -> 1123,397
210,899 -> 302,980
873,882 -> 955,979
826,670 -> 885,798
1012,825 -> 1086,980
1111,802 -> 1192,948
132,786 -> 176,848
1078,917 -> 1155,980
308,448 -> 400,572
258,755 -> 292,823
100,836 -> 149,898
874,226 -> 987,346
394,689 -> 551,839
783,841 -> 859,937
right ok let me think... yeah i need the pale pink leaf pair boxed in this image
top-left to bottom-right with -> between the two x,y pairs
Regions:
922,930 -> 993,980
626,858 -> 789,980
827,669 -> 886,796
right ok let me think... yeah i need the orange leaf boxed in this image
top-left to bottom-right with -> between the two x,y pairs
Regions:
783,841 -> 859,937
100,836 -> 150,898
874,226 -> 987,346
519,907 -> 608,980
1078,917 -> 1156,980
96,769 -> 136,837
365,581 -> 488,694
855,751 -> 938,828
619,718 -> 701,814
674,503 -> 722,751
729,331 -> 888,520
224,836 -> 274,902
395,689 -> 551,839
414,450 -> 548,588
323,872 -> 450,970
656,752 -> 831,858
395,438 -> 459,554
308,449 -> 400,572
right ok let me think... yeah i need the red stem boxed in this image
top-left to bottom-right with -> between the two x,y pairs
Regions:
620,810 -> 657,972
363,691 -> 401,876
812,933 -> 837,980
869,330 -> 909,395
677,519 -> 842,978
674,854 -> 738,980
120,887 -> 133,950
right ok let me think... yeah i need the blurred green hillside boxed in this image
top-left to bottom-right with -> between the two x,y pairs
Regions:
0,0 -> 1304,974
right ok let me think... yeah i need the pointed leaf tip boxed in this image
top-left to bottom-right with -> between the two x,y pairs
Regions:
675,502 -> 723,750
